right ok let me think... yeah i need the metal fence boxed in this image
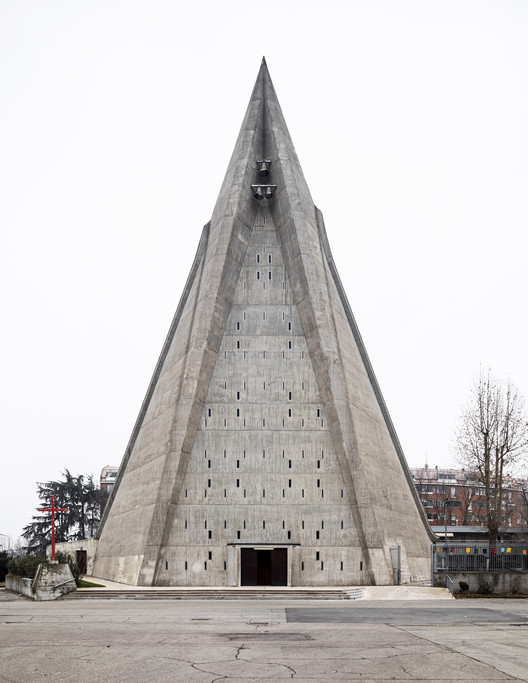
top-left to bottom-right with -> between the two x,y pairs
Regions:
432,543 -> 528,573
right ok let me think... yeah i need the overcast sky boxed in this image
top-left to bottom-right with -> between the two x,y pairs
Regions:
1,0 -> 527,546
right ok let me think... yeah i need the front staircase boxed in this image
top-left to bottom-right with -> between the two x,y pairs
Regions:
64,586 -> 365,600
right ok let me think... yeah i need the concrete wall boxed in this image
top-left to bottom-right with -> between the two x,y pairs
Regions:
6,574 -> 33,599
437,572 -> 528,594
6,563 -> 76,601
50,538 -> 98,576
92,61 -> 432,587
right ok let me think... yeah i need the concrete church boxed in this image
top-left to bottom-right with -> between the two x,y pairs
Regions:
92,60 -> 434,587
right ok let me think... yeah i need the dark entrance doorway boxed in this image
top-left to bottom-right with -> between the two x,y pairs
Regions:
240,548 -> 287,586
76,550 -> 87,575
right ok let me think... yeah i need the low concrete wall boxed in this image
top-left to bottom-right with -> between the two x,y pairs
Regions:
6,563 -> 76,601
436,572 -> 528,594
6,574 -> 34,599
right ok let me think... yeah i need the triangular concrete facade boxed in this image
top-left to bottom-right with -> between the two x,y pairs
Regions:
93,60 -> 434,586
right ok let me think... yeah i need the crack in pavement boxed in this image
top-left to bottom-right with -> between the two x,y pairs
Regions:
389,624 -> 522,681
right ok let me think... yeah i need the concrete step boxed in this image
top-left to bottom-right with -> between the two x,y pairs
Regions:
64,587 -> 365,600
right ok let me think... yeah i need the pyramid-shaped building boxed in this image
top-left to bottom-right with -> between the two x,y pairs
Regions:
93,60 -> 434,587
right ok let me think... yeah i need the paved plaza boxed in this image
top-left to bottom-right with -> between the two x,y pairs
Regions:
1,589 -> 527,682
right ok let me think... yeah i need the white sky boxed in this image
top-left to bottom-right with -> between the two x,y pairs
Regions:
1,0 -> 527,546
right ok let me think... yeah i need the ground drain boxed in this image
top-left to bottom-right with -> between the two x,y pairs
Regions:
228,633 -> 312,641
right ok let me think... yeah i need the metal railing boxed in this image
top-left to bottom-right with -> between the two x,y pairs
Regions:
432,543 -> 528,573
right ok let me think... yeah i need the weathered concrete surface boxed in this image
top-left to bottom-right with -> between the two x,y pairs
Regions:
93,59 -> 433,587
51,539 -> 98,576
6,563 -> 76,601
0,595 -> 526,681
442,571 -> 528,594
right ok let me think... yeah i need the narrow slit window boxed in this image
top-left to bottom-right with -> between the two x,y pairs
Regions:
268,271 -> 272,280
208,530 -> 212,539
257,271 -> 260,280
268,254 -> 272,263
287,530 -> 291,539
316,531 -> 320,539
288,322 -> 292,330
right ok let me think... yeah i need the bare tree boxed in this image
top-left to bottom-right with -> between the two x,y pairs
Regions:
454,370 -> 528,544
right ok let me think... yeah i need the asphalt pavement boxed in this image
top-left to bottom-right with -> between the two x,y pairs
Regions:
1,589 -> 527,682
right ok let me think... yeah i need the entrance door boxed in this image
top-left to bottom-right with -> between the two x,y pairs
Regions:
240,548 -> 287,586
76,550 -> 87,575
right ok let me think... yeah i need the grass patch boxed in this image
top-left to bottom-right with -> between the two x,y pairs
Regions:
77,579 -> 106,588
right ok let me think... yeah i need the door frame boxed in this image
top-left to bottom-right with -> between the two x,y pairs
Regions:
227,543 -> 299,586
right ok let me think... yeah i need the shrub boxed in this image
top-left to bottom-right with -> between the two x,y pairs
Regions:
458,581 -> 469,593
7,555 -> 46,579
478,578 -> 494,595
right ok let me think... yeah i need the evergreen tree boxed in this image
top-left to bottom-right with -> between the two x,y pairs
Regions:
22,471 -> 109,555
